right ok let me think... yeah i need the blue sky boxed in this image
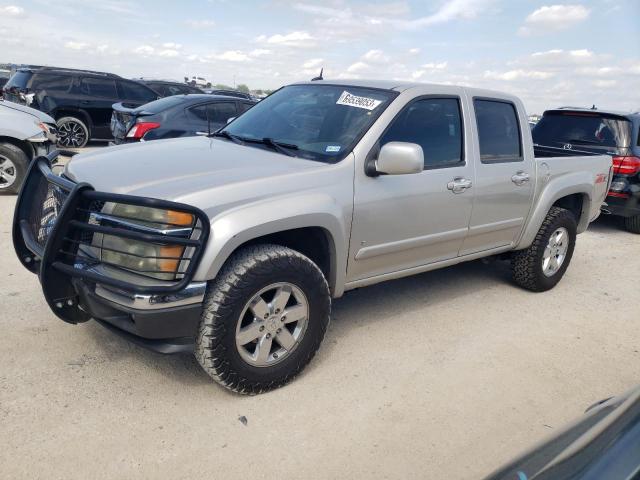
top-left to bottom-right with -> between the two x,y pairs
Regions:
2,0 -> 639,113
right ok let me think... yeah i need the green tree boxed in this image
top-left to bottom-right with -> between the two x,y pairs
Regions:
236,84 -> 250,93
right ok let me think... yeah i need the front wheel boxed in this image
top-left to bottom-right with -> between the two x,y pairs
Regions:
56,116 -> 89,148
195,244 -> 331,394
511,207 -> 577,292
0,142 -> 29,194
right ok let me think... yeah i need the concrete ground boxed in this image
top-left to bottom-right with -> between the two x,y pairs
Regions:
1,179 -> 639,479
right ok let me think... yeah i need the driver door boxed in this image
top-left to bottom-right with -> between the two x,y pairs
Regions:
347,95 -> 474,282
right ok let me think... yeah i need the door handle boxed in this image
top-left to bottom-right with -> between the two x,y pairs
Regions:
511,171 -> 530,186
447,177 -> 472,194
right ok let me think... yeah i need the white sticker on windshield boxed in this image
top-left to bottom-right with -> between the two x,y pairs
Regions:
336,91 -> 382,111
326,145 -> 341,153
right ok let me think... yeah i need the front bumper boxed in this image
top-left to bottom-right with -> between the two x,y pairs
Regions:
13,154 -> 210,353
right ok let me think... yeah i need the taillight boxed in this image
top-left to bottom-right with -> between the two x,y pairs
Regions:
126,122 -> 160,139
612,156 -> 640,175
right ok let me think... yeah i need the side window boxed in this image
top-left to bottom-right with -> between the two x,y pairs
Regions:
474,99 -> 522,163
238,102 -> 254,114
119,81 -> 157,102
207,102 -> 237,125
31,74 -> 72,92
380,97 -> 463,169
186,105 -> 209,122
80,78 -> 117,98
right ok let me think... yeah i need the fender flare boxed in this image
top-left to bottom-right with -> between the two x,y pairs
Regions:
194,193 -> 349,297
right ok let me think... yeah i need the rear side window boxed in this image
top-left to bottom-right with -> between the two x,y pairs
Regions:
31,74 -> 72,92
238,102 -> 254,113
81,78 -> 117,98
381,97 -> 464,169
4,71 -> 32,90
138,95 -> 188,114
533,112 -> 632,149
474,99 -> 522,163
119,81 -> 157,102
188,102 -> 237,126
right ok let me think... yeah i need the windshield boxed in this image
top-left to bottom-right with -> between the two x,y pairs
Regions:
533,111 -> 632,151
222,84 -> 397,162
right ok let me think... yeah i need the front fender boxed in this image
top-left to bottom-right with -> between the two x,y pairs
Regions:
194,193 -> 349,297
516,172 -> 593,250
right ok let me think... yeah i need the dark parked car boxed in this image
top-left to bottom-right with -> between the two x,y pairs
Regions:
134,79 -> 203,97
205,88 -> 255,100
110,94 -> 256,144
486,386 -> 640,480
0,70 -> 10,94
2,67 -> 159,148
533,107 -> 640,233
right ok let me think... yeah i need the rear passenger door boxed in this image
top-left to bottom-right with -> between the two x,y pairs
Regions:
460,97 -> 534,255
78,77 -> 119,138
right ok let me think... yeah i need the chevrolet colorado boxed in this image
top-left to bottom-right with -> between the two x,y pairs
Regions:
13,80 -> 612,394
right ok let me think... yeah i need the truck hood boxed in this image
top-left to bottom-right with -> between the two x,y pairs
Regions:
64,136 -> 326,207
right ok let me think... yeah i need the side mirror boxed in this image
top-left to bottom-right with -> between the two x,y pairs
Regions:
375,142 -> 424,175
226,117 -> 236,124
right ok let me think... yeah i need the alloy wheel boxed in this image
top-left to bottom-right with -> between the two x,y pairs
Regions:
542,227 -> 569,277
57,120 -> 87,148
235,282 -> 309,367
0,155 -> 17,189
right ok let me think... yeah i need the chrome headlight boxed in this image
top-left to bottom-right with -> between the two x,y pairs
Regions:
98,204 -> 197,281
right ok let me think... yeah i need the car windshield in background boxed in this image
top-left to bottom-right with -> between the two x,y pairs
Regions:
533,111 -> 632,151
221,84 -> 397,162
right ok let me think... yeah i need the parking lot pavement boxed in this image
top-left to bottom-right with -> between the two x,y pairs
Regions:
1,186 -> 639,479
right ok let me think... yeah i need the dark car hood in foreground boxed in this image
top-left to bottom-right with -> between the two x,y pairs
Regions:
485,386 -> 640,480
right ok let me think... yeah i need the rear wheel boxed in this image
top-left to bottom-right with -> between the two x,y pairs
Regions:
0,142 -> 29,194
56,116 -> 89,148
624,215 -> 640,234
195,244 -> 331,394
511,207 -> 577,292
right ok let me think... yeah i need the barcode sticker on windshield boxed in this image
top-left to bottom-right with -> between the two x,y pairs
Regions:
336,91 -> 382,110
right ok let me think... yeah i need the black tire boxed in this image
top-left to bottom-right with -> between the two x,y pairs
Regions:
195,244 -> 331,394
0,142 -> 29,195
511,206 -> 577,292
56,116 -> 89,148
624,215 -> 640,234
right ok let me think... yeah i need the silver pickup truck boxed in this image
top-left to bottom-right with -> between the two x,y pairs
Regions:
13,80 -> 611,394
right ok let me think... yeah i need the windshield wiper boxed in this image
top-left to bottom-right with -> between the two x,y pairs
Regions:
241,137 -> 300,157
211,130 -> 244,145
565,138 -> 603,145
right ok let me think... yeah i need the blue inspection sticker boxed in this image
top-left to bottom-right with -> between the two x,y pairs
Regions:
326,145 -> 341,153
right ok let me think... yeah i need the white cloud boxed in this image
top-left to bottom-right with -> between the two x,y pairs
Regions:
408,48 -> 421,55
249,49 -> 272,57
519,4 -> 590,36
214,50 -> 250,62
1,5 -> 24,16
346,61 -> 369,73
158,49 -> 180,58
256,31 -> 315,47
162,42 -> 182,50
185,19 -> 216,29
133,45 -> 155,55
392,0 -> 495,30
362,49 -> 389,62
65,41 -> 90,50
303,58 -> 323,69
422,61 -> 448,70
484,69 -> 555,81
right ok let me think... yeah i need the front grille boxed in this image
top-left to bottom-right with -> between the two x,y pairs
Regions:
15,157 -> 210,294
27,169 -> 71,249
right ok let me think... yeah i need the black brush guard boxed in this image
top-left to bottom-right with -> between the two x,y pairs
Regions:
13,153 -> 210,325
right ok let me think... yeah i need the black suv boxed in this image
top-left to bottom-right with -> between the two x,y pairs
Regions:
134,79 -> 203,97
533,107 -> 640,233
3,67 -> 159,148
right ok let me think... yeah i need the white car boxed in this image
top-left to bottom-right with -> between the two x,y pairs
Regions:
0,99 -> 57,193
